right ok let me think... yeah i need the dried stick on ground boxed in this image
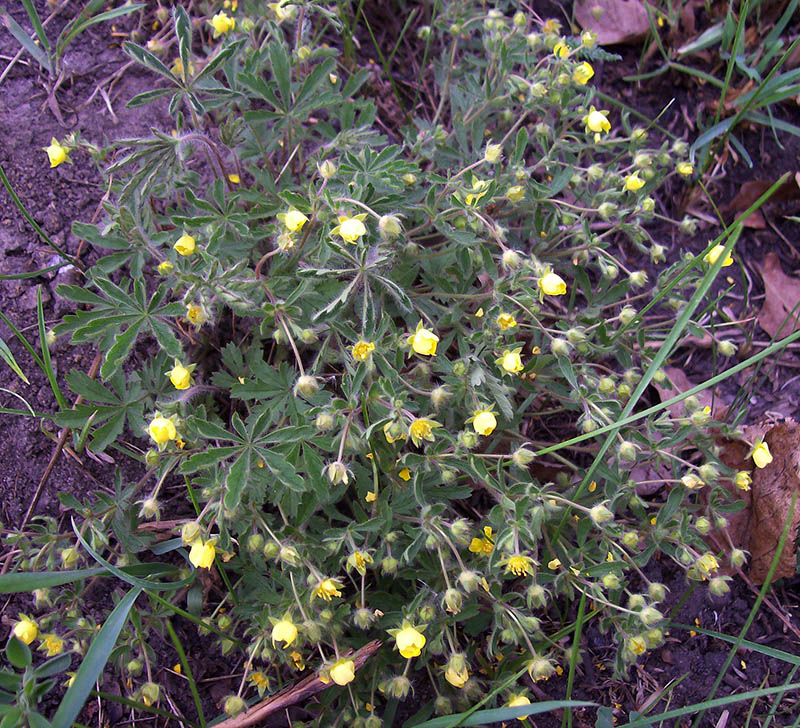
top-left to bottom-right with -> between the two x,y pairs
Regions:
213,640 -> 382,728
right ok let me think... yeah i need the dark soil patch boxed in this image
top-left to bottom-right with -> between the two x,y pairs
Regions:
2,2 -> 800,727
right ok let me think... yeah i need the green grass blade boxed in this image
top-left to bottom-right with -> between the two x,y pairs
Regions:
20,0 -> 50,54
146,591 -> 242,643
672,624 -> 800,665
411,701 -> 595,728
165,620 -> 206,728
0,9 -> 52,73
0,337 -> 29,384
37,285 -> 67,411
51,587 -> 142,728
57,3 -> 144,60
92,689 -> 197,725
0,563 -> 177,593
562,591 -> 587,728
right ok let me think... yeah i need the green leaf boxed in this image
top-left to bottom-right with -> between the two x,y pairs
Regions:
261,450 -> 306,492
173,5 -> 192,80
269,41 -> 292,106
58,3 -> 144,55
410,701 -> 595,727
196,39 -> 246,81
126,87 -> 174,108
101,320 -> 143,380
51,588 -> 142,728
5,637 -> 31,670
224,451 -> 251,511
33,653 -> 72,680
123,41 -> 179,82
0,10 -> 52,72
21,0 -> 50,53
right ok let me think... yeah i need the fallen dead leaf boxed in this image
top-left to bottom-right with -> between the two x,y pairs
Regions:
574,0 -> 651,45
651,366 -> 725,419
723,174 -> 800,229
718,421 -> 800,584
757,252 -> 800,340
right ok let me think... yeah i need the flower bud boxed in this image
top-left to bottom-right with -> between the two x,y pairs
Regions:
278,545 -> 299,566
622,531 -> 639,548
443,588 -> 463,614
452,361 -> 466,377
566,327 -> 586,344
691,408 -> 711,426
617,383 -> 631,398
526,583 -> 548,609
718,339 -> 737,357
246,533 -> 264,553
484,144 -> 503,164
550,338 -> 570,356
598,202 -> 617,220
434,696 -> 453,715
365,716 -> 382,728
326,461 -> 349,485
602,573 -> 620,589
419,605 -> 436,622
645,628 -> 665,647
512,447 -> 536,468
648,582 -> 667,602
450,518 -> 470,545
145,449 -> 160,468
138,497 -> 161,520
715,516 -> 728,530
709,576 -> 731,596
315,412 -> 334,431
318,159 -> 337,179
61,547 -> 79,569
431,386 -> 451,409
139,683 -> 160,707
590,503 -> 614,526
502,248 -> 522,269
698,463 -> 719,483
679,216 -> 698,235
730,548 -> 747,567
379,214 -> 403,239
639,606 -> 663,626
458,570 -> 480,593
617,305 -> 637,325
628,593 -> 646,610
218,614 -> 232,631
294,375 -> 319,398
459,430 -> 479,449
602,263 -> 619,279
263,541 -> 279,559
618,441 -> 636,462
224,695 -> 246,716
694,516 -> 712,535
598,377 -> 615,394
353,608 -> 376,630
529,656 -> 555,681
629,271 -> 648,288
126,658 -> 143,676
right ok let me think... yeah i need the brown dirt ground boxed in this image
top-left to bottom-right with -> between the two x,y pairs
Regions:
2,1 -> 800,727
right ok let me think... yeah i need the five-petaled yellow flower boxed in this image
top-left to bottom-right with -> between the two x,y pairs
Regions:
496,348 -> 523,375
496,312 -> 517,330
751,441 -> 772,469
149,415 -> 177,446
583,105 -> 611,134
677,161 -> 693,176
189,538 -> 217,568
624,173 -> 645,192
696,552 -> 719,578
351,340 -> 375,361
157,261 -> 174,275
314,578 -> 343,601
703,244 -> 733,267
13,617 -> 38,645
209,11 -> 235,37
167,360 -> 192,390
332,214 -> 368,243
398,467 -> 411,481
553,41 -> 569,58
278,208 -> 308,232
505,554 -> 533,576
573,61 -> 594,85
44,138 -> 69,168
465,178 -> 490,206
627,636 -> 646,655
469,526 -> 494,555
346,551 -> 373,575
409,321 -> 439,356
470,408 -> 497,436
174,233 -> 196,256
39,633 -> 65,657
734,471 -> 752,491
538,271 -> 567,296
329,658 -> 355,686
271,618 -> 298,648
186,303 -> 208,326
409,417 -> 440,447
393,622 -> 426,658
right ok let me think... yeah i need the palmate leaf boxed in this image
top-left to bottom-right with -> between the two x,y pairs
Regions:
54,277 -> 184,380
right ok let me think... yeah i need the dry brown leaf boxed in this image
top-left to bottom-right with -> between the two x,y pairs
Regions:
757,252 -> 800,339
718,421 -> 800,584
724,175 -> 800,228
651,366 -> 723,419
574,0 -> 651,45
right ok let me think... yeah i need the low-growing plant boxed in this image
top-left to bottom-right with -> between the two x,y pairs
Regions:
2,1 -> 783,725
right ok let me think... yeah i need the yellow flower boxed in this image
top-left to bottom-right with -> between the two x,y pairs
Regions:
581,30 -> 596,47
157,260 -> 174,275
538,271 -> 567,296
573,61 -> 594,85
149,416 -> 176,446
703,244 -> 733,267
186,303 -> 208,326
39,633 -> 65,656
314,578 -> 343,601
365,490 -> 378,502
171,58 -> 195,77
506,185 -> 525,202
383,421 -> 407,443
624,173 -> 645,192
470,408 -> 497,436
505,554 -> 533,576
583,105 -> 611,134
167,361 -> 192,390
627,636 -> 646,655
496,348 -> 523,375
332,214 -> 367,243
468,526 -> 494,555
248,670 -> 270,694
409,417 -> 440,447
484,143 -> 503,164
496,312 -> 517,330
13,617 -> 38,645
734,471 -> 752,491
189,538 -> 217,569
465,178 -> 490,206
553,41 -> 569,58
268,1 -> 297,23
329,658 -> 355,686
677,161 -> 693,176
290,650 -> 305,670
209,11 -> 235,37
548,557 -> 561,570
751,441 -> 772,468
44,138 -> 69,168
398,468 -> 411,482
277,208 -> 309,232
507,694 -> 532,721
174,233 -> 196,256
681,474 -> 705,489
408,321 -> 439,356
228,173 -> 240,184
444,664 -> 469,688
271,618 -> 298,648
351,340 -> 375,361
346,551 -> 373,575
394,622 -> 426,658
696,552 -> 719,578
